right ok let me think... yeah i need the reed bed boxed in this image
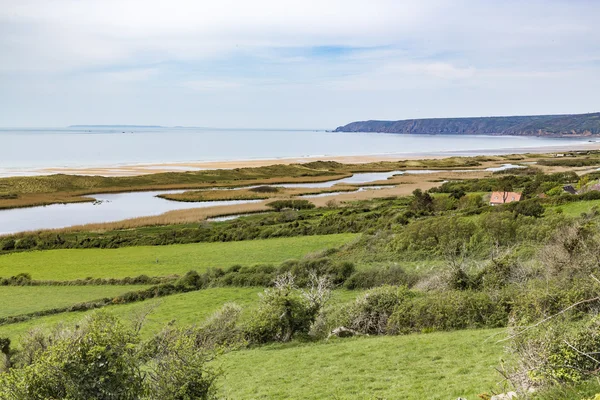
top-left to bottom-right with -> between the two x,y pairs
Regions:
45,201 -> 272,233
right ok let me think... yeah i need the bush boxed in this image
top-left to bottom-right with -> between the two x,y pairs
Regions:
510,280 -> 598,326
511,317 -> 600,387
388,290 -> 511,334
0,239 -> 15,251
266,199 -> 315,211
512,199 -> 545,218
1,312 -> 222,400
0,312 -> 145,399
14,237 -> 36,250
192,303 -> 245,350
346,285 -> 413,335
144,327 -> 220,400
410,189 -> 434,214
244,273 -> 330,343
344,265 -> 416,289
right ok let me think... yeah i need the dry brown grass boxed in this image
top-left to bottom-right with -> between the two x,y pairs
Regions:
0,193 -> 96,210
47,201 -> 272,233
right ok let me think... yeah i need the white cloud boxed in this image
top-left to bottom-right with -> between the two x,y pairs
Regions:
0,0 -> 598,127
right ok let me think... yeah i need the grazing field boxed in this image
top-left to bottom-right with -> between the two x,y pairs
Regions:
219,328 -> 506,400
0,285 -> 151,318
0,288 -> 362,341
552,199 -> 600,216
0,234 -> 357,280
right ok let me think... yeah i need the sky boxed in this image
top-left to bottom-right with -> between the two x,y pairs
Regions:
0,0 -> 599,129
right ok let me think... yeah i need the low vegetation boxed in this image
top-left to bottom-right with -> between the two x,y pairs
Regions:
5,154 -> 600,398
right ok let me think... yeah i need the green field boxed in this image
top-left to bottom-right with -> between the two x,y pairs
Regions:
0,285 -> 150,318
0,234 -> 357,280
0,288 -> 363,341
551,199 -> 600,217
219,328 -> 506,400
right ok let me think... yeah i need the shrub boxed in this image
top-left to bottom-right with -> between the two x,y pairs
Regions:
475,255 -> 523,289
14,237 -> 36,250
1,313 -> 222,400
346,285 -> 413,335
144,327 -> 220,400
266,199 -> 315,211
244,273 -> 330,343
0,239 -> 15,251
388,290 -> 511,334
510,280 -> 598,326
410,189 -> 434,214
512,199 -> 545,218
0,312 -> 145,399
510,317 -> 600,388
344,265 -> 416,289
249,185 -> 279,193
192,303 -> 245,350
458,193 -> 484,210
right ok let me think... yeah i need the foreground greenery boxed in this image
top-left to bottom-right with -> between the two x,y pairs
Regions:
5,155 -> 600,398
220,329 -> 505,400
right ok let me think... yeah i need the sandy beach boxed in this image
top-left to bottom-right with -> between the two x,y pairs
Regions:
32,141 -> 600,177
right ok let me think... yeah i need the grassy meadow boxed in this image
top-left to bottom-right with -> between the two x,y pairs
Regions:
219,328 -> 506,400
0,287 -> 362,341
0,285 -> 151,318
0,234 -> 357,280
552,198 -> 600,216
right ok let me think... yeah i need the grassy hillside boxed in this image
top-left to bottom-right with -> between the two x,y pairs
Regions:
0,234 -> 357,280
335,112 -> 600,136
219,329 -> 506,400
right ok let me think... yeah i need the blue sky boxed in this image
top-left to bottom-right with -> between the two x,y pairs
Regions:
0,0 -> 599,129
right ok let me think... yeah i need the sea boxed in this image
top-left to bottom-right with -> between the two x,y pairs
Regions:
0,127 -> 591,176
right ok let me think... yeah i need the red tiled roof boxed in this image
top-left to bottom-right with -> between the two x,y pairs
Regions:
490,191 -> 522,204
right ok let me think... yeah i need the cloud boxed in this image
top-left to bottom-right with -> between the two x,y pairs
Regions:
0,0 -> 599,127
181,80 -> 243,91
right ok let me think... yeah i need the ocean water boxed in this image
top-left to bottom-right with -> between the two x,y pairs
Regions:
0,127 -> 589,174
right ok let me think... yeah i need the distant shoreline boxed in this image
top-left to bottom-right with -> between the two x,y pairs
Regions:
2,141 -> 596,178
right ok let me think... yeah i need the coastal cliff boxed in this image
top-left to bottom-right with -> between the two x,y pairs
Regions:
334,112 -> 600,136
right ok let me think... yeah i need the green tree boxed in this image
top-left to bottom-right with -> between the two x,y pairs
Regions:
410,189 -> 434,214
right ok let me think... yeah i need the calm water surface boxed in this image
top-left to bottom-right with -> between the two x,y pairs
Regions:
0,127 -> 588,173
0,190 -> 261,235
